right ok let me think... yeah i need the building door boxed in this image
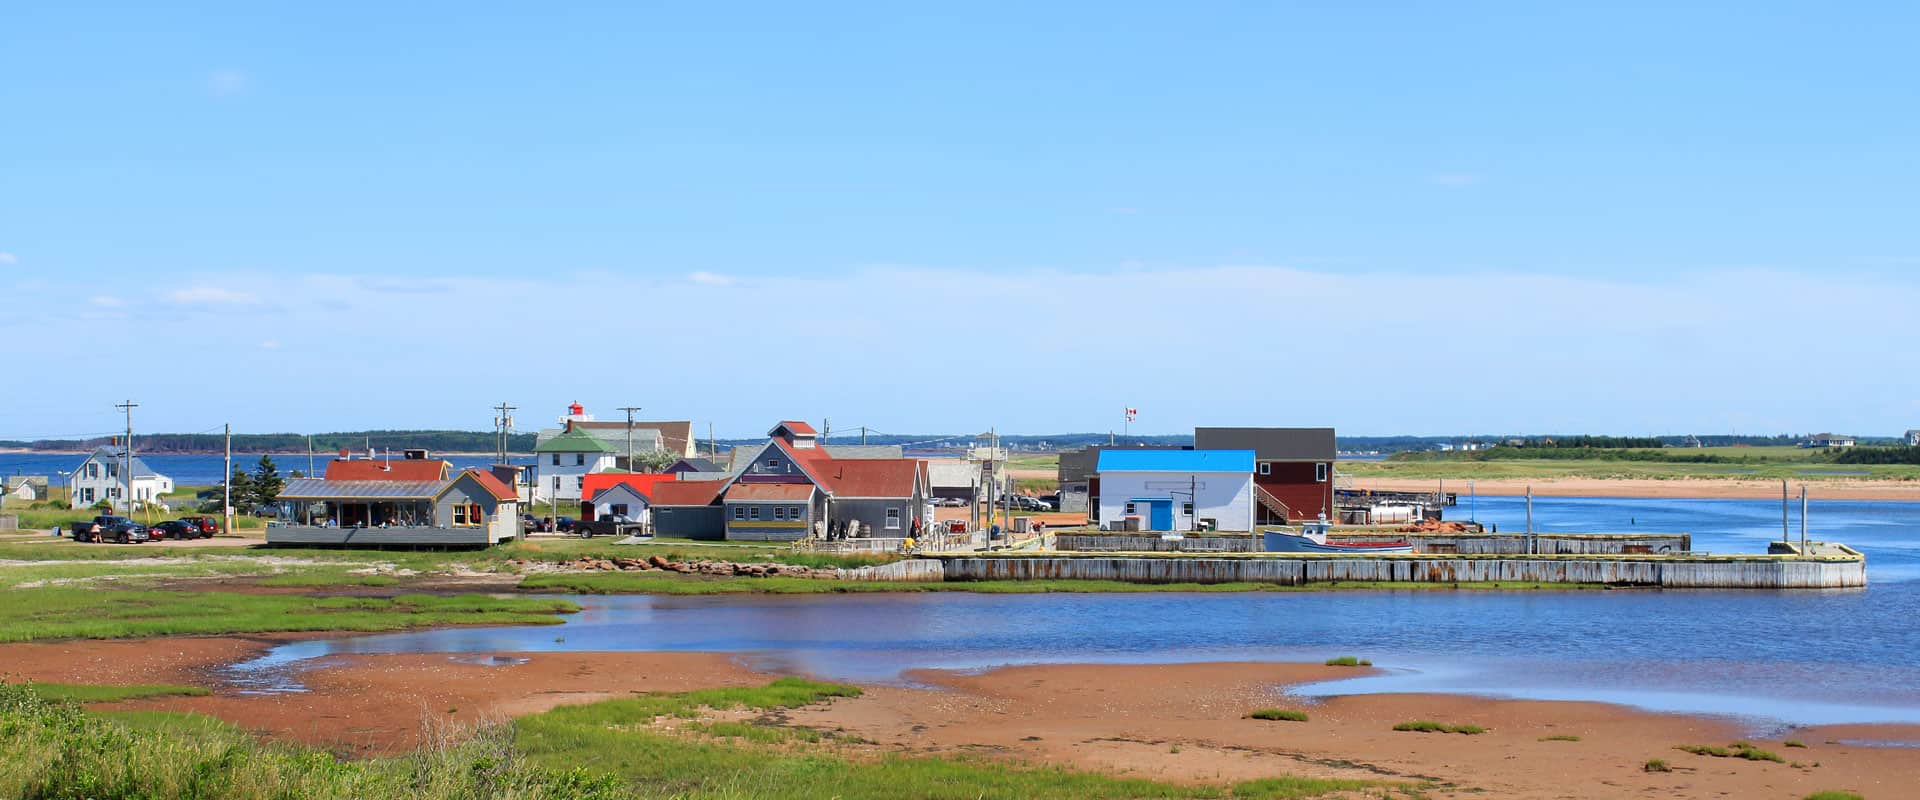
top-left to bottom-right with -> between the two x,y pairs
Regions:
1148,500 -> 1173,531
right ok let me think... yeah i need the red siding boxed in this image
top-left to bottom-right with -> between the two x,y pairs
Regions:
1255,461 -> 1332,522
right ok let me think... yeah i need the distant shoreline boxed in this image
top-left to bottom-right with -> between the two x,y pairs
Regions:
1355,476 -> 1920,501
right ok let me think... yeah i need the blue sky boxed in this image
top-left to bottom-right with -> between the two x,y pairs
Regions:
3,3 -> 1917,438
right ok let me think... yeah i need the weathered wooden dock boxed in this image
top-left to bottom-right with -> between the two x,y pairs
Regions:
1051,530 -> 1694,556
928,549 -> 1865,589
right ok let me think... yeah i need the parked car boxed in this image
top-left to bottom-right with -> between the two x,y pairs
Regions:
149,520 -> 197,540
177,516 -> 222,537
70,515 -> 149,543
77,515 -> 149,544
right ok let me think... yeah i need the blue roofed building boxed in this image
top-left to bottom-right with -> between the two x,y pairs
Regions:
1094,449 -> 1256,532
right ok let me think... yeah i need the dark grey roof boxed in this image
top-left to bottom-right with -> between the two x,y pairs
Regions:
823,444 -> 903,459
279,477 -> 446,499
672,457 -> 723,472
1193,427 -> 1336,461
1057,444 -> 1188,482
84,447 -> 166,479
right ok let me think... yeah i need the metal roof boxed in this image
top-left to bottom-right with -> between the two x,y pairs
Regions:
1096,449 -> 1256,473
1193,427 -> 1336,462
534,430 -> 616,454
925,460 -> 977,489
278,478 -> 446,499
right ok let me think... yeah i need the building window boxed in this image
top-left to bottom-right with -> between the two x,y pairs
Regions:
1124,502 -> 1137,515
87,463 -> 99,479
610,504 -> 628,517
81,488 -> 95,503
772,506 -> 785,521
790,506 -> 802,520
1182,502 -> 1194,517
766,458 -> 781,472
885,508 -> 902,530
750,506 -> 761,521
575,454 -> 586,466
453,505 -> 470,525
1258,463 -> 1271,476
733,506 -> 746,521
551,476 -> 561,494
1315,463 -> 1329,482
551,454 -> 561,466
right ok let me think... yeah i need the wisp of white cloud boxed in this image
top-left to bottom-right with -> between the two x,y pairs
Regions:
88,295 -> 124,307
259,339 -> 281,350
28,264 -> 1920,435
0,251 -> 18,265
689,271 -> 737,286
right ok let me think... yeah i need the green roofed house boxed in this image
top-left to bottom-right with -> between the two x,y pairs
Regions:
533,430 -> 617,503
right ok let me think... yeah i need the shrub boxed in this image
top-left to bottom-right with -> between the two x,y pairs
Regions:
1323,656 -> 1372,667
1675,743 -> 1785,763
1393,721 -> 1485,735
1784,740 -> 1807,748
1248,709 -> 1308,722
1801,792 -> 1864,800
1643,759 -> 1672,773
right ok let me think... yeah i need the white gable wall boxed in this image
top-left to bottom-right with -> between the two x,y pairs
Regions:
1096,470 -> 1254,532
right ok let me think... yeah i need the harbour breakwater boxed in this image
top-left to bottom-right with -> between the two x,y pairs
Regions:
928,550 -> 1865,589
1051,530 -> 1695,555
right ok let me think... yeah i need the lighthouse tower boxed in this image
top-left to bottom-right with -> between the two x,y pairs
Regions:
558,401 -> 594,429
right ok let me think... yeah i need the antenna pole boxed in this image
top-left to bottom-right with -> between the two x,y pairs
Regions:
618,406 -> 643,471
114,400 -> 138,514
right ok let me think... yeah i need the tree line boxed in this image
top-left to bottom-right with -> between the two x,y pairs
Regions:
5,430 -> 538,454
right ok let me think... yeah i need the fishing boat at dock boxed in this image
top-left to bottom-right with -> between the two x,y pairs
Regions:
1262,518 -> 1412,554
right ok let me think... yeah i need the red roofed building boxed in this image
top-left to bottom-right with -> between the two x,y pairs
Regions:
664,421 -> 929,542
579,473 -> 680,525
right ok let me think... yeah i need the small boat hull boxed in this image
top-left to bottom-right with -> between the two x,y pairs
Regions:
1263,532 -> 1412,554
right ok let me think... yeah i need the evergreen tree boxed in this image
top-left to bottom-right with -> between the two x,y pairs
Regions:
204,467 -> 255,513
250,456 -> 284,507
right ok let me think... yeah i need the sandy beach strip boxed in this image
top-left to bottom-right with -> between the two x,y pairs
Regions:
1354,475 -> 1920,501
5,639 -> 1916,798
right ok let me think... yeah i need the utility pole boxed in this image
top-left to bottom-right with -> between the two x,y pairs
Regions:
115,400 -> 138,514
708,422 -> 715,457
223,423 -> 234,536
861,425 -> 868,446
618,406 -> 642,471
493,401 -> 517,465
307,433 -> 314,476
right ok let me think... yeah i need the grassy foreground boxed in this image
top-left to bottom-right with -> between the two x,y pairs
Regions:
0,680 -> 1410,800
0,589 -> 576,642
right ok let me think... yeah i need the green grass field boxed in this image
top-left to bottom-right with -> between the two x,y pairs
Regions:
0,680 -> 1415,800
1341,450 -> 1920,482
0,589 -> 576,642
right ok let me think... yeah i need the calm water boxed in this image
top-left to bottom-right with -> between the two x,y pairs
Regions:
0,453 -> 533,486
229,494 -> 1920,727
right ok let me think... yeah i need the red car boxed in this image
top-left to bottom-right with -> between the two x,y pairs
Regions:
175,516 -> 221,539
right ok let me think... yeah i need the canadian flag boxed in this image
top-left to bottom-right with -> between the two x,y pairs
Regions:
1124,408 -> 1138,422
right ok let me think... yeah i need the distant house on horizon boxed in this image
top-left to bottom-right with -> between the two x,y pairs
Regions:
1907,430 -> 1920,447
1801,433 -> 1858,449
4,475 -> 48,502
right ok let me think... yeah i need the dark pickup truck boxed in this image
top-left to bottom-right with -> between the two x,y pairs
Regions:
70,515 -> 150,544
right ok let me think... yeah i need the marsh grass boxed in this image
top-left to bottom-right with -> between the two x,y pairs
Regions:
22,683 -> 209,703
1323,656 -> 1371,667
1643,759 -> 1672,773
1538,735 -> 1581,742
0,678 -> 1413,800
1675,743 -> 1786,763
1393,721 -> 1486,735
1800,792 -> 1864,800
1248,709 -> 1309,722
0,588 -> 575,642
